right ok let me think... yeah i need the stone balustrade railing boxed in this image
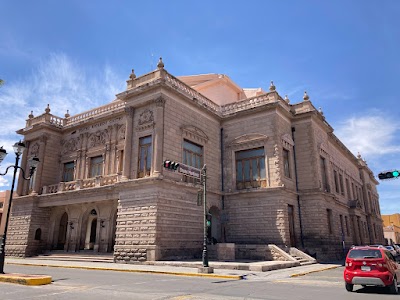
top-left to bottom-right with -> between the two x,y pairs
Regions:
164,73 -> 220,114
42,174 -> 121,195
221,93 -> 277,115
65,101 -> 125,126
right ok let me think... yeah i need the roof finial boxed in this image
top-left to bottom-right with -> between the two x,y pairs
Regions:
303,91 -> 310,101
129,69 -> 136,80
357,152 -> 362,159
269,80 -> 276,92
318,107 -> 324,116
45,104 -> 51,114
284,95 -> 290,104
157,57 -> 164,69
28,111 -> 34,119
65,110 -> 70,118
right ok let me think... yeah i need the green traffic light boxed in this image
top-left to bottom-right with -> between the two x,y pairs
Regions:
393,170 -> 400,177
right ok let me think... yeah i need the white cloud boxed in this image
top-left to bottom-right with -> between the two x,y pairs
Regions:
0,52 -> 125,190
335,110 -> 400,157
0,52 -> 125,139
0,176 -> 9,188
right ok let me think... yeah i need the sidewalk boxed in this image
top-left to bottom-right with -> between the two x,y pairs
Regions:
2,257 -> 341,285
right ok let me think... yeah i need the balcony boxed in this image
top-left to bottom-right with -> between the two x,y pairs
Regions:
42,174 -> 122,194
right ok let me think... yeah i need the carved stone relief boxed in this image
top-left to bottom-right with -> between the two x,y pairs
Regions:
117,125 -> 126,141
29,142 -> 40,157
88,130 -> 109,148
137,109 -> 155,131
274,144 -> 283,186
138,109 -> 154,125
61,138 -> 79,155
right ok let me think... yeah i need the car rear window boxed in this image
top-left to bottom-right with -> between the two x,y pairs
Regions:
348,249 -> 382,259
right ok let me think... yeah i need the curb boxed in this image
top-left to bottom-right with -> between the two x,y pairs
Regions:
0,273 -> 52,286
290,265 -> 340,277
7,262 -> 243,280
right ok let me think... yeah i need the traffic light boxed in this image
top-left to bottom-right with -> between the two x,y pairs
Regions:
163,160 -> 180,171
206,214 -> 212,227
378,170 -> 400,180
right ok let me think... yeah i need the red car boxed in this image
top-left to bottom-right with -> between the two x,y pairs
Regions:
344,246 -> 400,293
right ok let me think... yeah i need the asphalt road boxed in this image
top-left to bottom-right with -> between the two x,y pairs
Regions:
1,265 -> 398,300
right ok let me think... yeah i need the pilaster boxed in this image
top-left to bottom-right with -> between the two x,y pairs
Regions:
153,96 -> 165,174
122,107 -> 134,179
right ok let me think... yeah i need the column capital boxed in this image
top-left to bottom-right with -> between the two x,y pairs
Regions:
124,106 -> 135,117
154,96 -> 166,107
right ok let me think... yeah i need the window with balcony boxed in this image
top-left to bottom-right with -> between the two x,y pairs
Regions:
183,139 -> 203,183
235,147 -> 266,190
283,148 -> 291,178
138,136 -> 152,178
63,161 -> 75,182
90,156 -> 103,178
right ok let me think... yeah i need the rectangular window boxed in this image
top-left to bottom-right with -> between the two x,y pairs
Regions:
351,182 -> 356,199
345,178 -> 350,199
333,170 -> 339,193
117,150 -> 124,173
345,216 -> 349,236
0,202 -> 3,208
320,157 -> 328,191
236,147 -> 266,190
283,149 -> 291,178
183,140 -> 203,183
339,173 -> 344,195
138,136 -> 152,178
90,156 -> 103,178
327,209 -> 333,234
63,161 -> 75,182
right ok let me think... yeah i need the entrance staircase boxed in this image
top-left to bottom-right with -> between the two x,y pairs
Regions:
33,250 -> 114,263
284,247 -> 317,266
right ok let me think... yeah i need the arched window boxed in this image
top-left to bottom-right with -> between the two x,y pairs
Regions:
34,228 -> 42,240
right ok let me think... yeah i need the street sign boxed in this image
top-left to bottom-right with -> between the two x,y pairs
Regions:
178,163 -> 201,179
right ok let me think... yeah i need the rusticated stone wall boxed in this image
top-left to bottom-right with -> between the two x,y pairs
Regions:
6,196 -> 50,257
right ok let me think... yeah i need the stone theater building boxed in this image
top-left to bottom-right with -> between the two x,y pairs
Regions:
6,59 -> 384,262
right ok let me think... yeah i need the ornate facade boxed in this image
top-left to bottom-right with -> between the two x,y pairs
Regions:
6,59 -> 384,262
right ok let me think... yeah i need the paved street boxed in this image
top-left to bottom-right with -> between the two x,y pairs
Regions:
1,264 -> 398,299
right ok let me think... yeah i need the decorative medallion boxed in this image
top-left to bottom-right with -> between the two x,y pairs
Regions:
138,109 -> 154,125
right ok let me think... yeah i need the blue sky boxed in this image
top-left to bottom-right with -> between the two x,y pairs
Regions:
0,1 -> 399,214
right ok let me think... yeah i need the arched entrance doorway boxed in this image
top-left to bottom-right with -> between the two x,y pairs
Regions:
208,206 -> 221,244
85,209 -> 98,250
57,212 -> 68,250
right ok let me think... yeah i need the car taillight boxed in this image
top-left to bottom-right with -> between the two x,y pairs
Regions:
345,261 -> 352,268
377,263 -> 388,271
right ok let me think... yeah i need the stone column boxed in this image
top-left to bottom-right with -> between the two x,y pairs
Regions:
153,96 -> 165,174
17,141 -> 30,196
32,135 -> 47,194
122,107 -> 134,180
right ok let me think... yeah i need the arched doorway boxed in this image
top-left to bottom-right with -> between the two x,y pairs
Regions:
57,212 -> 68,250
208,206 -> 221,244
85,209 -> 98,250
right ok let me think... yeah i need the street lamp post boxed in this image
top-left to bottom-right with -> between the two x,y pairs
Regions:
201,165 -> 208,268
0,142 -> 39,274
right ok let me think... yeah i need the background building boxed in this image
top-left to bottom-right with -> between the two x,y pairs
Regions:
383,213 -> 400,244
5,60 -> 384,262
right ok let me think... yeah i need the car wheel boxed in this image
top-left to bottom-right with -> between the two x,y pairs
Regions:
345,283 -> 353,292
389,277 -> 398,294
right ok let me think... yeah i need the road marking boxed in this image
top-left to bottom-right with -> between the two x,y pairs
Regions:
274,279 -> 342,286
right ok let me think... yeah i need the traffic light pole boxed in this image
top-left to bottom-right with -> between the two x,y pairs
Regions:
202,165 -> 208,268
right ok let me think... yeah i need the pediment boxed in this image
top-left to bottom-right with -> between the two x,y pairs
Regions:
181,125 -> 209,144
229,133 -> 268,150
